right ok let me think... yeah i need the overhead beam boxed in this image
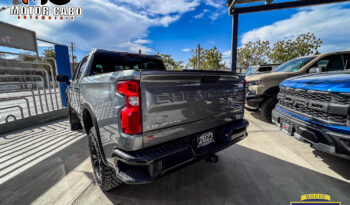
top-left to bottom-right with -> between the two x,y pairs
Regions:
230,0 -> 350,14
37,38 -> 59,45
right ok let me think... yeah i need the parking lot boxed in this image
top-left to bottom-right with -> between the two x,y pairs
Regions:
0,110 -> 348,205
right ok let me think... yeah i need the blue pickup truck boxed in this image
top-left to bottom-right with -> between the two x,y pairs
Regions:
272,71 -> 350,159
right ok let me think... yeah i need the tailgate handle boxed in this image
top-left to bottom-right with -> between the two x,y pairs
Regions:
201,76 -> 220,83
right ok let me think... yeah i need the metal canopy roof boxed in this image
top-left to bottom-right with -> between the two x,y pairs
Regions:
226,0 -> 272,7
227,0 -> 350,14
227,0 -> 350,72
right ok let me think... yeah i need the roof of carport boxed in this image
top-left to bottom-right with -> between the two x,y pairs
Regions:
226,0 -> 267,6
226,0 -> 350,72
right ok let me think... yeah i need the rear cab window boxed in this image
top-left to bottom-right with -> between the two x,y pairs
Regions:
90,52 -> 166,76
311,54 -> 344,72
258,66 -> 272,72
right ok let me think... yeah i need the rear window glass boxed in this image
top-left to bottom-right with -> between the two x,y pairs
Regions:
90,53 -> 165,75
273,57 -> 315,72
245,66 -> 257,75
258,67 -> 272,72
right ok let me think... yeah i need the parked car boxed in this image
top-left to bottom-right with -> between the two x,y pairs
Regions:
57,49 -> 249,191
244,64 -> 279,76
245,51 -> 350,122
272,71 -> 350,159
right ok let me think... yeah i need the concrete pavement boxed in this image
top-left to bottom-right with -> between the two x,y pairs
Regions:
0,111 -> 349,205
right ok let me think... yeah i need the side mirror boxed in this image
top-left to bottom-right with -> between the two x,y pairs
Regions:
309,67 -> 324,73
57,75 -> 70,85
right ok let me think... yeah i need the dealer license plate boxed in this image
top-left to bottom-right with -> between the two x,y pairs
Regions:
197,131 -> 215,148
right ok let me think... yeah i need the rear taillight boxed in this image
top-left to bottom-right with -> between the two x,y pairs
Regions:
117,81 -> 142,134
243,79 -> 246,108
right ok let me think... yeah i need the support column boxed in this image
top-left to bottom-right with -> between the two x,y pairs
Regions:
54,45 -> 71,107
231,12 -> 239,73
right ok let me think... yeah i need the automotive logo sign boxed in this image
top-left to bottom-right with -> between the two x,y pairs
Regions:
9,0 -> 83,21
291,194 -> 341,205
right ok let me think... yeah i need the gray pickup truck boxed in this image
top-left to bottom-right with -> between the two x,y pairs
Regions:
57,49 -> 248,191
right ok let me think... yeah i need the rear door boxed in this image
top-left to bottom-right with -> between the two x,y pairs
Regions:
140,71 -> 244,133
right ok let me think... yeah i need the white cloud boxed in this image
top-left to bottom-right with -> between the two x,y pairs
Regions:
222,58 -> 231,67
241,4 -> 350,53
0,0 -> 200,53
158,14 -> 180,27
205,0 -> 223,8
182,48 -> 191,52
119,41 -> 153,53
209,11 -> 222,20
202,0 -> 225,21
134,39 -> 153,44
117,0 -> 200,15
193,9 -> 209,19
209,9 -> 226,21
223,50 -> 231,58
222,50 -> 231,67
194,12 -> 205,19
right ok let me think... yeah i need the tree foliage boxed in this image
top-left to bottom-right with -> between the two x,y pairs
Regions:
187,46 -> 224,70
237,33 -> 322,69
237,40 -> 270,70
20,47 -> 57,75
41,47 -> 57,75
42,47 -> 56,59
269,33 -> 322,64
157,52 -> 184,71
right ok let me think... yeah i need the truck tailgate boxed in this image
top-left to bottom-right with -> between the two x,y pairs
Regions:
140,71 -> 244,134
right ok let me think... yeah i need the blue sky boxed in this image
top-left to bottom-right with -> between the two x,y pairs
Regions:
147,1 -> 299,64
1,0 -> 350,65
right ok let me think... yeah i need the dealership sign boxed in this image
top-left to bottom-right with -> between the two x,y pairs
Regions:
0,21 -> 37,52
9,0 -> 83,21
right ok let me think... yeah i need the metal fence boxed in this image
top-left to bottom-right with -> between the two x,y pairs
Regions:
0,53 -> 63,124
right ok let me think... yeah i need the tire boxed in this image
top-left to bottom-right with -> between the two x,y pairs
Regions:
260,95 -> 278,122
68,106 -> 82,131
88,127 -> 122,191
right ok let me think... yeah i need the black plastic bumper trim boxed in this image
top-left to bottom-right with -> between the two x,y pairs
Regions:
112,119 -> 249,184
272,109 -> 350,159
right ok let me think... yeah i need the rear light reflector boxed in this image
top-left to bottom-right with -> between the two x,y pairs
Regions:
120,107 -> 141,134
117,81 -> 142,134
